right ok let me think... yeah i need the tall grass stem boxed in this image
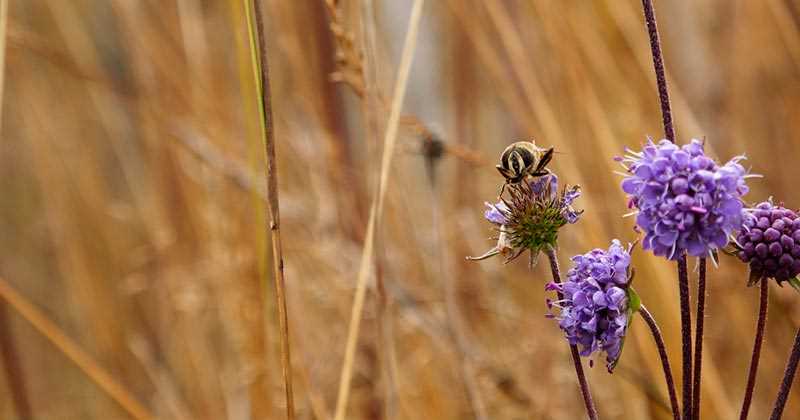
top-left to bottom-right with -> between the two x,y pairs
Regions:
332,1 -> 424,419
0,277 -> 154,420
251,1 -> 296,418
0,304 -> 32,419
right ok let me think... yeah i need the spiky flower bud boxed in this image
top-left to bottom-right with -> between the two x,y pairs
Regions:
469,175 -> 582,263
735,201 -> 800,286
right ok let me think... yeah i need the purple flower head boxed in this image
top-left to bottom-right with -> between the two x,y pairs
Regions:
470,174 -> 582,263
547,240 -> 633,372
735,201 -> 800,285
619,138 -> 750,260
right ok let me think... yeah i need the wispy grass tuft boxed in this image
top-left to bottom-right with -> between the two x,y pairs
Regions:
332,1 -> 425,419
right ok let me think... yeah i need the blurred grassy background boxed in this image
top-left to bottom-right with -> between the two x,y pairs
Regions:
2,0 -> 800,419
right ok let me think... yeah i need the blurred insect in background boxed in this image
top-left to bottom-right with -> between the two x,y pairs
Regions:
496,141 -> 554,195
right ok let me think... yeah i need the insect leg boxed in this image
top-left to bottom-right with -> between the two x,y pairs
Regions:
533,148 -> 554,173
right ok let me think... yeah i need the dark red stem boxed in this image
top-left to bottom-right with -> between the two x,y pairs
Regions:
640,1 -> 694,417
546,248 -> 598,420
770,327 -> 800,419
740,279 -> 769,420
640,305 -> 681,420
692,258 -> 706,419
677,254 -> 693,420
640,0 -> 675,142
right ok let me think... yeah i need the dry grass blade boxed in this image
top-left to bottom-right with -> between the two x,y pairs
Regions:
0,278 -> 154,420
8,1 -> 800,418
332,1 -> 425,419
250,0 -> 296,418
0,304 -> 32,419
0,4 -> 29,419
0,0 -> 6,129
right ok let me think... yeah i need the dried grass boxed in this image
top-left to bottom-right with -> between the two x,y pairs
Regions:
2,1 -> 800,419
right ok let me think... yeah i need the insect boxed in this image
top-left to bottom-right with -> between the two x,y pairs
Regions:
496,141 -> 554,193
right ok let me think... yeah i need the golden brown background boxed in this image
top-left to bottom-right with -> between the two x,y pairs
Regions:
2,1 -> 800,419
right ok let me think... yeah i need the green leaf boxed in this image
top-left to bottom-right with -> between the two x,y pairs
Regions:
609,287 -> 642,373
627,286 -> 642,314
788,277 -> 800,293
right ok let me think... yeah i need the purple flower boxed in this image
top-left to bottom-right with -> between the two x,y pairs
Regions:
619,139 -> 750,259
469,174 -> 582,263
484,202 -> 509,225
735,201 -> 800,285
547,240 -> 633,372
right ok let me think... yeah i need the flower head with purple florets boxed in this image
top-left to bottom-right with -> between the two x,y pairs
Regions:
733,200 -> 800,288
469,174 -> 582,264
618,138 -> 750,261
547,240 -> 635,372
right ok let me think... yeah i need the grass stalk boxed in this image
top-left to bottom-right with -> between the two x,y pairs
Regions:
0,0 -> 7,130
249,1 -> 296,418
331,1 -> 425,419
0,277 -> 154,420
0,3 -> 30,419
0,304 -> 33,419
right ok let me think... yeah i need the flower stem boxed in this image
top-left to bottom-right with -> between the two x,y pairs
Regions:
639,304 -> 681,420
677,254 -> 693,420
639,0 -> 691,417
640,0 -> 675,143
739,279 -> 769,420
693,257 -> 706,419
546,248 -> 598,420
769,327 -> 800,419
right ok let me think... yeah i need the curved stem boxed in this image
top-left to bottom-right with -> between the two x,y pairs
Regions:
693,258 -> 707,419
677,254 -> 693,419
770,327 -> 800,419
546,248 -> 599,420
639,305 -> 681,420
740,279 -> 769,420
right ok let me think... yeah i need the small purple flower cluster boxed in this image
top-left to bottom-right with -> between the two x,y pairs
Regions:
737,201 -> 800,284
619,139 -> 749,259
547,240 -> 632,372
